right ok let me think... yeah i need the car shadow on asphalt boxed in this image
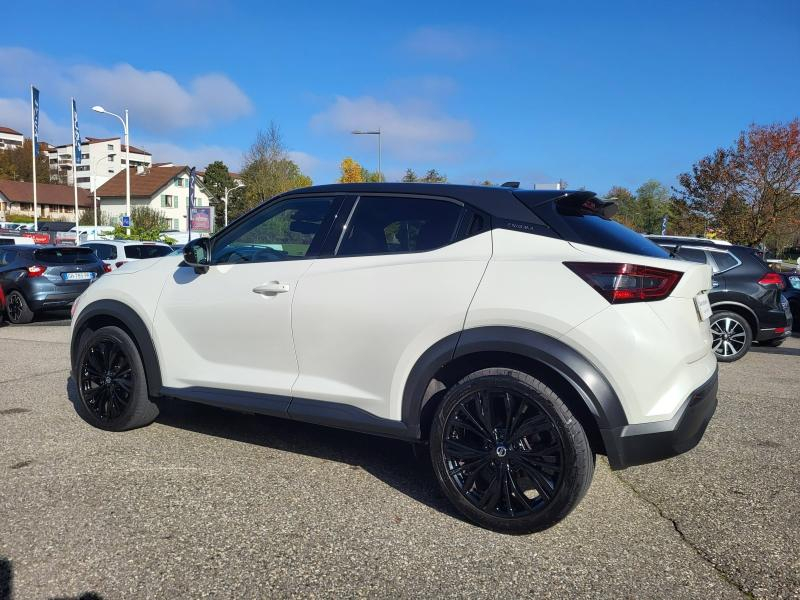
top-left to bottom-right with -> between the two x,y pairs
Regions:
65,379 -> 460,522
749,345 -> 800,357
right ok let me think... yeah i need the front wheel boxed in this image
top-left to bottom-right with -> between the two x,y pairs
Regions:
74,325 -> 159,431
430,368 -> 594,534
710,311 -> 752,362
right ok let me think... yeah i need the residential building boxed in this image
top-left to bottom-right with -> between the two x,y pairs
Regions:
47,137 -> 152,189
0,179 -> 91,220
96,165 -> 214,232
0,126 -> 24,150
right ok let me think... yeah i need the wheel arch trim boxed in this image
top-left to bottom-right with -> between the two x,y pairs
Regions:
401,326 -> 628,437
70,299 -> 162,396
710,300 -> 759,328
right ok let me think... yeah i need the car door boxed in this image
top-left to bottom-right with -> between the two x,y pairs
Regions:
290,194 -> 492,421
154,195 -> 342,402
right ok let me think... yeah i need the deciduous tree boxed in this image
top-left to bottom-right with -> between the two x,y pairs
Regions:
676,119 -> 800,246
339,157 -> 364,183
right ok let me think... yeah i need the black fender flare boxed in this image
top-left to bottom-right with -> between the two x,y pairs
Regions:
401,326 -> 628,438
70,299 -> 162,396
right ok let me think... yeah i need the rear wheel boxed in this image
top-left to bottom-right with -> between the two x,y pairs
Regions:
74,325 -> 159,431
6,291 -> 34,324
430,368 -> 594,534
710,311 -> 752,362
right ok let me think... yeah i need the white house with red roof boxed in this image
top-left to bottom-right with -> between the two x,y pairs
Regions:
0,126 -> 24,150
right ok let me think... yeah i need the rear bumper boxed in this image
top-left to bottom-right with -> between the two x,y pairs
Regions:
601,366 -> 718,470
23,281 -> 89,311
755,304 -> 793,341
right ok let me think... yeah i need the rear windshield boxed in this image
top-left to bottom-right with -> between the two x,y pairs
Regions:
124,244 -> 172,260
34,247 -> 97,264
518,194 -> 671,258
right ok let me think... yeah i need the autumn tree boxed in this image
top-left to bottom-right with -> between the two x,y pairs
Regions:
0,139 -> 51,183
239,122 -> 312,218
676,119 -> 800,246
339,157 -> 364,183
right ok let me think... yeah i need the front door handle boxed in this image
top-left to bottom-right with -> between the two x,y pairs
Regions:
252,281 -> 290,295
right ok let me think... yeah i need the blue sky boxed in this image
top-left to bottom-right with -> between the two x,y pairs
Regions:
1,0 -> 798,193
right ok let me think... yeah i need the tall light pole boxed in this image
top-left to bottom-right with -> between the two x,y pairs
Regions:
92,105 -> 130,235
351,129 -> 381,182
222,183 -> 245,227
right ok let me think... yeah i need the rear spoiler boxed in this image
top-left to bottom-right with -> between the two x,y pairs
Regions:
523,191 -> 619,219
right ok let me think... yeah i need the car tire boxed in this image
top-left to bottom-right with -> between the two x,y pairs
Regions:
74,325 -> 159,431
430,368 -> 594,534
710,311 -> 752,362
5,290 -> 34,324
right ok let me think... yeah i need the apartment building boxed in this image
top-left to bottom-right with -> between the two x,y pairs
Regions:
0,126 -> 24,150
47,137 -> 152,189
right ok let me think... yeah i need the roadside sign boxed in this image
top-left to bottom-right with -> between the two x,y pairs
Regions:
120,215 -> 131,228
190,206 -> 213,232
24,232 -> 50,245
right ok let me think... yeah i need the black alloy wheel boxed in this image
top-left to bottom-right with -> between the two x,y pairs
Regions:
6,291 -> 34,324
709,311 -> 752,362
441,388 -> 565,517
74,325 -> 159,431
79,337 -> 134,422
431,368 -> 594,534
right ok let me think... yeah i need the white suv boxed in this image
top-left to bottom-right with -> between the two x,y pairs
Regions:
70,184 -> 718,533
79,240 -> 173,270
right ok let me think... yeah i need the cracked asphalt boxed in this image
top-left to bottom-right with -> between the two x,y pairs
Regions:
1,316 -> 798,599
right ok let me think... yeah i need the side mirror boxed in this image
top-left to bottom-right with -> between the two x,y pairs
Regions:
183,237 -> 211,273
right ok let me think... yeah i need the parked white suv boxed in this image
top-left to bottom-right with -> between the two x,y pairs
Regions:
70,184 -> 718,533
79,240 -> 173,270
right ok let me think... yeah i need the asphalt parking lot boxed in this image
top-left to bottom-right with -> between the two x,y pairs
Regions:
1,318 -> 798,599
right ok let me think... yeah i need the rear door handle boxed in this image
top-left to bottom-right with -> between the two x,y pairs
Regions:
252,281 -> 290,295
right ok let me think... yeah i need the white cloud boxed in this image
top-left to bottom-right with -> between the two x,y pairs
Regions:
402,26 -> 493,61
287,150 -> 321,175
310,95 -> 473,160
0,96 -> 69,143
0,47 -> 253,134
141,140 -> 244,172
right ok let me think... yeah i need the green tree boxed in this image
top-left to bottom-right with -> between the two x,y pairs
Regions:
419,169 -> 447,183
202,160 -> 239,229
112,207 -> 169,241
608,186 -> 638,229
401,168 -> 418,182
239,122 -> 312,219
0,139 -> 51,183
360,167 -> 383,182
635,180 -> 670,234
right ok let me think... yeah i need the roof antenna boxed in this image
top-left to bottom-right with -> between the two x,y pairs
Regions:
500,181 -> 520,188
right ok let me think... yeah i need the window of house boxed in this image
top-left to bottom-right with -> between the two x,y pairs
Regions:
161,195 -> 179,208
121,159 -> 126,165
107,144 -> 113,150
336,196 -> 463,256
172,218 -> 180,230
81,153 -> 89,159
77,177 -> 91,183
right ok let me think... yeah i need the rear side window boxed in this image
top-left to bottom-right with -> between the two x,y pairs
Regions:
34,248 -> 97,264
337,196 -> 463,256
124,244 -> 172,260
84,243 -> 117,260
675,247 -> 707,264
709,251 -> 739,273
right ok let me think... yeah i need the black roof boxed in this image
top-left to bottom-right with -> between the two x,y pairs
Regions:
283,183 -> 596,222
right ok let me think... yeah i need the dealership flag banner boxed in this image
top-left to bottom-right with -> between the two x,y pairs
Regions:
30,85 -> 39,230
661,214 -> 668,235
71,98 -> 80,234
187,167 -> 196,240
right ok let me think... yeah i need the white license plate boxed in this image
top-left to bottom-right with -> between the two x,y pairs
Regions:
694,293 -> 712,321
62,272 -> 95,281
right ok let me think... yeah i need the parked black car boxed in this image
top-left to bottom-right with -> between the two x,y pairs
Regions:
0,246 -> 106,324
781,271 -> 800,333
647,236 -> 793,361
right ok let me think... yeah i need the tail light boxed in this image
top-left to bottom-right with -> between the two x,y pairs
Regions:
103,264 -> 112,273
564,262 -> 683,304
26,265 -> 47,278
758,272 -> 785,290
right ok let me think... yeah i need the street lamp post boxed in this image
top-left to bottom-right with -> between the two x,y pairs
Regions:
351,129 -> 381,181
89,153 -> 114,239
222,183 -> 245,227
92,105 -> 130,235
